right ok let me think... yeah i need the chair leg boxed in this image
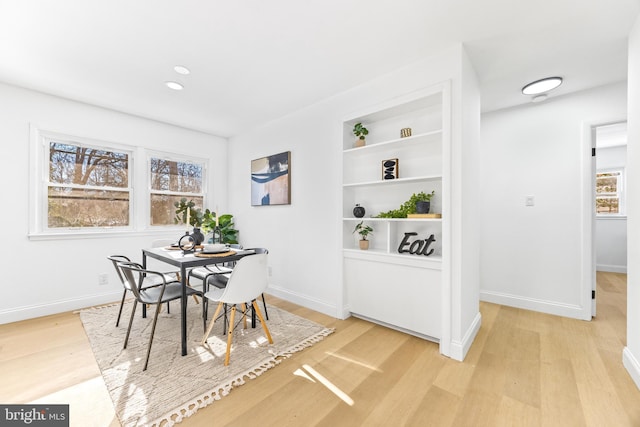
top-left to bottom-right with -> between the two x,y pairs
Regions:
201,302 -> 224,345
241,303 -> 247,329
225,306 -> 237,366
252,301 -> 273,344
261,293 -> 269,320
116,289 -> 127,327
124,300 -> 138,349
143,302 -> 163,371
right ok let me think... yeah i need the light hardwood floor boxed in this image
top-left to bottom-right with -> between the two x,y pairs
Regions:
1,271 -> 638,426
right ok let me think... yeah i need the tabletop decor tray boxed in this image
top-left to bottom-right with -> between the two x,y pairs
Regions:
195,250 -> 236,258
166,245 -> 203,250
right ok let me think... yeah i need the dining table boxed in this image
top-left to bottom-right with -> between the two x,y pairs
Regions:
142,245 -> 256,356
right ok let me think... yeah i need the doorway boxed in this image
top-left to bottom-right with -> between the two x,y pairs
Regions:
591,121 -> 628,317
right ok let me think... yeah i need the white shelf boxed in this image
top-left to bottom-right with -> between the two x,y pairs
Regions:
343,217 -> 443,222
343,174 -> 442,188
343,130 -> 442,154
341,85 -> 448,342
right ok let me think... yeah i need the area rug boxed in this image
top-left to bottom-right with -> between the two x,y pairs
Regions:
79,300 -> 333,426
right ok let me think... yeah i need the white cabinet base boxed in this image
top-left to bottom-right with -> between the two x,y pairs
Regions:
344,256 -> 441,340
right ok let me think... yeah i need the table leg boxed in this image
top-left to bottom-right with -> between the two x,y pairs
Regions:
142,251 -> 147,318
181,265 -> 188,356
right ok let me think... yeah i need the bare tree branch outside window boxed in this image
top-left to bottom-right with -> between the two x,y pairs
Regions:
48,142 -> 130,228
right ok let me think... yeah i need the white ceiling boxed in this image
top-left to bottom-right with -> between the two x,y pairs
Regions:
1,0 -> 638,138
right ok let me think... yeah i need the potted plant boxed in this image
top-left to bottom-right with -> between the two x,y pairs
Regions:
374,191 -> 435,218
353,122 -> 368,148
201,211 -> 239,244
174,198 -> 205,244
174,200 -> 240,245
415,190 -> 435,214
353,221 -> 373,250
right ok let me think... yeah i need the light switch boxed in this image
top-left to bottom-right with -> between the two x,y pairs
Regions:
525,195 -> 535,207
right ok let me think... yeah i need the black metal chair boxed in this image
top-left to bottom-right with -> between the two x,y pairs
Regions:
108,255 -> 179,327
118,261 -> 201,371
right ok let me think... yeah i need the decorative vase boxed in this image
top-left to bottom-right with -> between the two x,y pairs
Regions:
359,240 -> 369,250
353,204 -> 365,218
354,138 -> 366,148
416,201 -> 430,214
191,227 -> 205,245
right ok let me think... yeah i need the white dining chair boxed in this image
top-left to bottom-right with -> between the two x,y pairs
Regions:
201,253 -> 273,366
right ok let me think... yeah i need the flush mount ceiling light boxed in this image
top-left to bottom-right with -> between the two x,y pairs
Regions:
522,77 -> 563,95
165,81 -> 184,90
174,65 -> 190,75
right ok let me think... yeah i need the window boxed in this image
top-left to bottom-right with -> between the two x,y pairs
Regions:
47,140 -> 131,228
596,169 -> 625,215
31,127 -> 211,238
149,155 -> 206,226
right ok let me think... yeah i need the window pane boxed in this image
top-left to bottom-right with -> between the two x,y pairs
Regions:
48,187 -> 129,227
596,197 -> 619,214
150,158 -> 202,193
49,142 -> 128,188
150,194 -> 203,226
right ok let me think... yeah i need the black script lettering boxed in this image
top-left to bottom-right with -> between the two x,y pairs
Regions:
420,234 -> 436,256
398,232 -> 418,253
409,239 -> 424,254
397,232 -> 436,256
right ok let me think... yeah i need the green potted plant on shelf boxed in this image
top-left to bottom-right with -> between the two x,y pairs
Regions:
353,122 -> 368,148
353,221 -> 373,250
374,191 -> 435,218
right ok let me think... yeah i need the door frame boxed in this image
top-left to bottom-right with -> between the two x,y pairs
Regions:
581,117 -> 627,320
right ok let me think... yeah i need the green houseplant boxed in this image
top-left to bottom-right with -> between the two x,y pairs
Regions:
374,191 -> 435,218
174,198 -> 239,244
174,198 -> 203,227
201,211 -> 239,244
353,221 -> 373,250
353,122 -> 368,148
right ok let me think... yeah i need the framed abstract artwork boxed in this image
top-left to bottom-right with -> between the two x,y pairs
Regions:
251,151 -> 291,206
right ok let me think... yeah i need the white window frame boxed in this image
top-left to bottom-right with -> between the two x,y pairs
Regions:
29,126 -> 209,240
595,167 -> 626,217
147,150 -> 208,228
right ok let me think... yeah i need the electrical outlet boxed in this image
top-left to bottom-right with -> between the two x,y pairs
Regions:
98,273 -> 109,286
525,195 -> 535,207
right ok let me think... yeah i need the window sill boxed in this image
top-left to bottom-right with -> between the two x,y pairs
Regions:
28,227 -> 188,241
596,215 -> 627,221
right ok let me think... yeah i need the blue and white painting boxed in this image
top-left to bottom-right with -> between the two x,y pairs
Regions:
251,151 -> 291,206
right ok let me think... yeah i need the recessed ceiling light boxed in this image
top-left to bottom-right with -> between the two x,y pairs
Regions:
174,65 -> 190,75
522,77 -> 563,95
165,81 -> 184,90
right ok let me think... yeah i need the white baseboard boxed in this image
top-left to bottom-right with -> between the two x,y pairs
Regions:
480,290 -> 590,320
596,264 -> 628,273
447,312 -> 482,361
267,284 -> 339,319
0,291 -> 122,325
623,347 -> 640,391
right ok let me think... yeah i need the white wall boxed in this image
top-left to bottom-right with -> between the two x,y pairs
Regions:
228,44 -> 480,360
0,83 -> 227,323
480,82 -> 627,319
624,13 -> 640,390
595,145 -> 627,273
